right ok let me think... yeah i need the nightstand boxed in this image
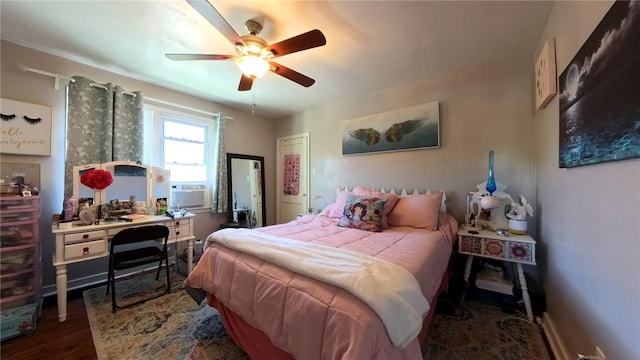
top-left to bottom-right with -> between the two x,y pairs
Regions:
458,226 -> 537,321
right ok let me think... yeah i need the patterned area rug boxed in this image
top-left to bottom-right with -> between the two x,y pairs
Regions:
83,268 -> 249,360
423,300 -> 551,360
84,269 -> 549,360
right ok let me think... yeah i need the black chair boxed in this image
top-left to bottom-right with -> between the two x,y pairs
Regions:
106,225 -> 171,312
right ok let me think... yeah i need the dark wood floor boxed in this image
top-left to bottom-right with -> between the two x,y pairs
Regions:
1,290 -> 98,360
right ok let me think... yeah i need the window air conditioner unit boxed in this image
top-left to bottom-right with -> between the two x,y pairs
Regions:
170,184 -> 206,208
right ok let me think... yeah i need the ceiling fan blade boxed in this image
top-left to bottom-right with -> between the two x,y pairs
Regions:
186,0 -> 245,47
270,62 -> 315,87
238,74 -> 254,91
266,29 -> 327,58
165,54 -> 234,61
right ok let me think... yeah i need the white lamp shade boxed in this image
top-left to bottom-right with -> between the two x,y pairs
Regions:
480,195 -> 500,209
236,56 -> 270,79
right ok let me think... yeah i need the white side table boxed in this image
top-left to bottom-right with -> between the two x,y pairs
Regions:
457,226 -> 537,321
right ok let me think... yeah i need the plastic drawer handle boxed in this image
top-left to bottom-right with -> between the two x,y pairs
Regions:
82,234 -> 89,239
83,247 -> 90,255
176,231 -> 180,236
175,221 -> 180,226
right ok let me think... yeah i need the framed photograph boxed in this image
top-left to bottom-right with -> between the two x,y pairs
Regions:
341,101 -> 440,156
558,1 -> 640,168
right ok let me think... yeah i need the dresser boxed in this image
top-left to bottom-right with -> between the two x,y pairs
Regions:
51,213 -> 195,322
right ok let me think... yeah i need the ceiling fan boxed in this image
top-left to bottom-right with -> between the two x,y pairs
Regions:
166,0 -> 327,91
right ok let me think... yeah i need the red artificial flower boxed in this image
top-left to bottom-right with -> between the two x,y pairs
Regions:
80,169 -> 113,190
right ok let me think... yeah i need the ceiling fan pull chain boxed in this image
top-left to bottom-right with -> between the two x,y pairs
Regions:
252,88 -> 256,116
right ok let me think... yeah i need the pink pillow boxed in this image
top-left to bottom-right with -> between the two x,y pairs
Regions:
328,191 -> 353,218
387,192 -> 443,230
352,187 -> 398,228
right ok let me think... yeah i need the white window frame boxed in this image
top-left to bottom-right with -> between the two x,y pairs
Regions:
143,103 -> 216,209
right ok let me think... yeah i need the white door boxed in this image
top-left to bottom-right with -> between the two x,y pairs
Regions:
249,160 -> 263,227
276,133 -> 309,223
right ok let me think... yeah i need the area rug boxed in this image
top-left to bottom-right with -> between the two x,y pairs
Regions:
423,300 -> 551,360
84,269 -> 549,360
83,268 -> 249,360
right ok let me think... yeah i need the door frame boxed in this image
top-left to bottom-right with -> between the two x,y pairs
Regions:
276,132 -> 309,224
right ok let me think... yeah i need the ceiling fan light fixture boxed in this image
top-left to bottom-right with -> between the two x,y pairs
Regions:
236,55 -> 270,79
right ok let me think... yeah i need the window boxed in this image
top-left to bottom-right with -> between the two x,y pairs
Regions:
143,103 -> 216,209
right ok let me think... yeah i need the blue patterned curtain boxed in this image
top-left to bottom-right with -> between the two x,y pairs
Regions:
64,76 -> 143,201
211,113 -> 227,213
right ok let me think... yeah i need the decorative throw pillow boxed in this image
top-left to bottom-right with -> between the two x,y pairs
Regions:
338,194 -> 387,232
352,187 -> 399,228
387,191 -> 443,230
328,190 -> 353,218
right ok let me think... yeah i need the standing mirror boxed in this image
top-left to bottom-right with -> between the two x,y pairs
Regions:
227,153 -> 266,228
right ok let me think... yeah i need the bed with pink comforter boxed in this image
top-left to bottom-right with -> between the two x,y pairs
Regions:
184,212 -> 458,360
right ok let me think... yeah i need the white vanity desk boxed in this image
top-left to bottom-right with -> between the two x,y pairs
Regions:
51,213 -> 195,322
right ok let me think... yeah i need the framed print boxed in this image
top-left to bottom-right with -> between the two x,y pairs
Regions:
341,101 -> 440,156
558,1 -> 640,168
0,98 -> 52,156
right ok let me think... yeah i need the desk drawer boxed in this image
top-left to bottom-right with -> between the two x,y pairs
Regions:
166,219 -> 191,237
167,224 -> 191,238
64,230 -> 106,245
65,240 -> 107,260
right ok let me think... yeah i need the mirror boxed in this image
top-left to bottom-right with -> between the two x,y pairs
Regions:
73,163 -> 101,205
227,153 -> 266,228
102,162 -> 150,204
72,161 -> 171,215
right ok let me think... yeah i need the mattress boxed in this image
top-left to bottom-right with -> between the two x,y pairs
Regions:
184,212 -> 458,360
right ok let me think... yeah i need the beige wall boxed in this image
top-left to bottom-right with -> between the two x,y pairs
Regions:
0,40 -> 276,292
535,1 -> 639,359
276,57 -> 536,227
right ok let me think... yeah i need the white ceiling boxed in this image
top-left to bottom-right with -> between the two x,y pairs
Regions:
0,1 -> 553,119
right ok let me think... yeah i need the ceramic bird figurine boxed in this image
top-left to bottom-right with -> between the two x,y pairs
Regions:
506,195 -> 534,220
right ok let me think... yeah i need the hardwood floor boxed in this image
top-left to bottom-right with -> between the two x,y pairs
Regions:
1,289 -> 98,360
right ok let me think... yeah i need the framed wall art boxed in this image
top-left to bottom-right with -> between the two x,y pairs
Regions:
558,1 -> 640,168
0,98 -> 52,156
535,38 -> 557,110
341,101 -> 440,156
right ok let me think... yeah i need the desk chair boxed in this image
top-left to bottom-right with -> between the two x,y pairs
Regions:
106,225 -> 171,312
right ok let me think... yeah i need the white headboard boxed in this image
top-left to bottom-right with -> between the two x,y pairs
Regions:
336,187 -> 448,213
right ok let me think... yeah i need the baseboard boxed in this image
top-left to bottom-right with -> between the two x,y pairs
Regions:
542,311 -> 572,360
42,259 -> 178,297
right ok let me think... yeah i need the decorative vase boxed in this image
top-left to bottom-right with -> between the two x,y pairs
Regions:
508,219 -> 528,235
486,150 -> 497,195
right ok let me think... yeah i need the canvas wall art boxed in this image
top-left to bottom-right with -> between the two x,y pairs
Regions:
341,101 -> 439,156
0,98 -> 52,156
558,1 -> 640,168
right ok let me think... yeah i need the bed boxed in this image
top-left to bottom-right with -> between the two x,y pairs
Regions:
185,187 -> 459,360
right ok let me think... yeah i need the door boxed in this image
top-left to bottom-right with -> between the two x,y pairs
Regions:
249,160 -> 263,227
276,133 -> 309,223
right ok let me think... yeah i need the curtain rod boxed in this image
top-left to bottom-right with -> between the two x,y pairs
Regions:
16,64 -> 232,119
16,64 -> 136,96
145,97 -> 233,121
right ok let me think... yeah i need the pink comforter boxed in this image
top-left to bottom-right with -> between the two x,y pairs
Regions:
185,213 -> 458,360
